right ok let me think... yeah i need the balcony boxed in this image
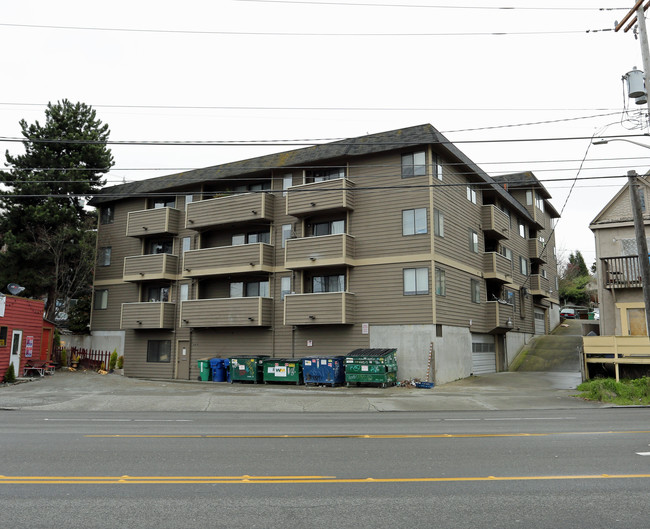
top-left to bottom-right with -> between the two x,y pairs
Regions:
529,274 -> 550,297
602,256 -> 644,289
182,243 -> 274,278
284,292 -> 355,325
285,234 -> 355,269
123,254 -> 179,282
481,205 -> 510,240
486,301 -> 515,333
180,297 -> 273,327
528,238 -> 547,263
286,178 -> 355,217
185,193 -> 274,230
121,302 -> 176,329
483,252 -> 513,284
126,207 -> 182,238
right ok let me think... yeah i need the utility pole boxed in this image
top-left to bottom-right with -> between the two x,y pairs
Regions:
616,2 -> 650,334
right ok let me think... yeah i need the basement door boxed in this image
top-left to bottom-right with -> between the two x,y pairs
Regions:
177,340 -> 190,380
471,334 -> 496,375
534,308 -> 546,335
9,330 -> 22,377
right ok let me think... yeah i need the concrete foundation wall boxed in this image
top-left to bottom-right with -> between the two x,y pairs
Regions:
60,331 -> 125,357
505,331 -> 533,367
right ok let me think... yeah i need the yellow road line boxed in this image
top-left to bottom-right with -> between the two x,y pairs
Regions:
2,474 -> 650,485
84,431 -> 650,439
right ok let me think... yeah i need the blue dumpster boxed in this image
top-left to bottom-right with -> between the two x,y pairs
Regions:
210,358 -> 227,382
302,356 -> 345,386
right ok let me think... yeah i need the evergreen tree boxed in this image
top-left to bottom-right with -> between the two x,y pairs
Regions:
0,100 -> 114,320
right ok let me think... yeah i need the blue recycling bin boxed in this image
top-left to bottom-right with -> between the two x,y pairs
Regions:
302,356 -> 345,386
210,358 -> 227,382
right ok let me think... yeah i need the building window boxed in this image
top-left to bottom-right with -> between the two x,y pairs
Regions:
234,181 -> 271,193
282,224 -> 293,248
434,154 -> 443,181
233,231 -> 270,245
179,283 -> 189,302
306,168 -> 345,183
182,237 -> 191,253
466,186 -> 477,204
312,274 -> 345,293
520,256 -> 528,276
526,190 -> 533,205
100,206 -> 114,225
498,245 -> 512,261
401,151 -> 426,178
312,220 -> 345,236
147,340 -> 171,363
404,268 -> 429,295
148,239 -> 173,254
146,285 -> 169,302
541,268 -> 547,279
518,221 -> 526,238
94,289 -> 108,310
434,208 -> 444,237
505,289 -> 516,309
469,230 -> 479,253
185,194 -> 193,210
536,196 -> 545,212
471,279 -> 481,304
151,197 -> 175,209
281,276 -> 292,300
403,208 -> 427,236
98,246 -> 111,266
282,174 -> 293,197
230,281 -> 270,298
435,268 -> 446,296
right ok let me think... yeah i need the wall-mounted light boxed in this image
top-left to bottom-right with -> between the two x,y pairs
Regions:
142,226 -> 148,231
136,320 -> 142,325
308,315 -> 316,320
251,209 -> 257,214
310,202 -> 316,207
183,319 -> 189,324
309,257 -> 316,261
249,262 -> 255,266
248,317 -> 254,321
188,219 -> 194,224
506,317 -> 513,328
184,268 -> 191,272
139,272 -> 145,276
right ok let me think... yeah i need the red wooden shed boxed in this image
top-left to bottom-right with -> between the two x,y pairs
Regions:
0,295 -> 56,379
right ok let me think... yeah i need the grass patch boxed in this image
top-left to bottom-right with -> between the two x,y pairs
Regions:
576,377 -> 650,405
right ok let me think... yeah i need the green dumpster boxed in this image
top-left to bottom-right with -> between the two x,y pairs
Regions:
262,358 -> 302,385
197,359 -> 211,382
345,348 -> 398,388
228,355 -> 269,383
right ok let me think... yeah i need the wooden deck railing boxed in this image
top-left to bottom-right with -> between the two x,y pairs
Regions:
601,256 -> 644,289
582,335 -> 650,381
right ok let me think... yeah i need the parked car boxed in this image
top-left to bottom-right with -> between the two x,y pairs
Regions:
560,307 -> 577,319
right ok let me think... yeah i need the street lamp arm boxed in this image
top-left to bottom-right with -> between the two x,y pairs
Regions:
593,137 -> 650,150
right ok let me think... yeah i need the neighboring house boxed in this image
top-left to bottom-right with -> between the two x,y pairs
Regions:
590,174 -> 650,336
0,294 -> 56,378
88,124 -> 560,385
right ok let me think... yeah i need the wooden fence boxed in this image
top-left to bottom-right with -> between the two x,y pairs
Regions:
582,335 -> 650,381
52,346 -> 112,371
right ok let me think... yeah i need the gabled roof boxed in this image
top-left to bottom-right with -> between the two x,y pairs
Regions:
492,171 -> 561,218
88,123 -> 537,223
590,172 -> 650,227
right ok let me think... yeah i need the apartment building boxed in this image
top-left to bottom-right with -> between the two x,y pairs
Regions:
88,124 -> 560,385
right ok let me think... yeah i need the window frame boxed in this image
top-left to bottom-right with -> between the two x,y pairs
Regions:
94,289 -> 108,310
100,205 -> 114,225
311,274 -> 345,293
403,267 -> 429,296
466,185 -> 477,204
470,279 -> 481,304
469,229 -> 479,254
402,208 -> 428,236
281,224 -> 293,248
147,340 -> 171,363
435,267 -> 446,296
434,208 -> 444,237
98,246 -> 112,267
520,256 -> 529,276
401,151 -> 426,178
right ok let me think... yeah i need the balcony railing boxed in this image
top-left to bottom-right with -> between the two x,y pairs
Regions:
528,274 -> 550,297
481,205 -> 510,240
486,301 -> 515,332
284,292 -> 355,325
583,335 -> 650,382
284,234 -> 355,269
126,207 -> 182,238
123,254 -> 178,282
180,297 -> 273,327
483,252 -> 513,283
185,192 -> 274,230
528,238 -> 547,263
121,302 -> 176,329
182,243 -> 274,278
286,178 -> 355,217
602,256 -> 644,289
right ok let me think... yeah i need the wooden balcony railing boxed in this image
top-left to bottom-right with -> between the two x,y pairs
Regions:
601,256 -> 644,289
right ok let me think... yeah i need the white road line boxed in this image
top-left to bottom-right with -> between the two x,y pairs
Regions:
636,452 -> 650,456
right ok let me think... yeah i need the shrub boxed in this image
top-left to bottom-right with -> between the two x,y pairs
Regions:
109,350 -> 118,371
60,349 -> 67,367
4,364 -> 16,384
117,355 -> 124,369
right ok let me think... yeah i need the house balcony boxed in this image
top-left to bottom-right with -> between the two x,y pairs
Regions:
529,274 -> 550,297
528,238 -> 547,263
284,292 -> 355,325
121,302 -> 176,329
284,234 -> 355,269
180,297 -> 273,327
185,192 -> 274,230
602,256 -> 644,289
123,254 -> 179,282
481,205 -> 510,240
486,301 -> 515,333
286,178 -> 355,217
182,243 -> 274,278
126,207 -> 182,238
483,252 -> 513,284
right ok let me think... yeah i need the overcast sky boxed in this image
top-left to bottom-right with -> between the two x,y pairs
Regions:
2,0 -> 649,267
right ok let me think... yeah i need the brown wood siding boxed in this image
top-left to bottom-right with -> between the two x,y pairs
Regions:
123,254 -> 179,282
121,302 -> 176,329
285,234 -> 355,269
186,193 -> 274,229
286,178 -> 355,217
92,283 -> 139,331
123,330 -> 175,379
434,266 -> 488,330
126,207 -> 182,237
481,204 -> 510,240
182,244 -> 274,278
180,297 -> 273,327
284,292 -> 354,325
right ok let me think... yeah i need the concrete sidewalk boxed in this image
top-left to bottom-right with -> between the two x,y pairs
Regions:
0,368 -> 600,412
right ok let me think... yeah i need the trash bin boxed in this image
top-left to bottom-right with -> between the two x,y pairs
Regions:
210,358 -> 227,382
262,358 -> 302,385
228,355 -> 269,383
302,356 -> 345,386
344,348 -> 398,388
197,359 -> 210,382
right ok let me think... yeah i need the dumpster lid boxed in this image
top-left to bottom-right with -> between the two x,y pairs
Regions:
262,358 -> 298,363
346,348 -> 396,358
228,354 -> 270,359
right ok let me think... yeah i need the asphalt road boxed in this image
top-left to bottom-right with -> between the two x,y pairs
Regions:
2,408 -> 650,528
